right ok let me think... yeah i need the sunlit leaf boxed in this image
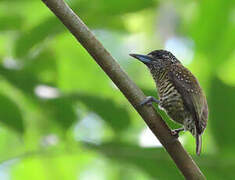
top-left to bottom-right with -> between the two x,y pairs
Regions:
11,151 -> 91,180
55,33 -> 111,94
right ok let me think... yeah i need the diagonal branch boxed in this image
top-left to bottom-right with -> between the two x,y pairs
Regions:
41,0 -> 205,179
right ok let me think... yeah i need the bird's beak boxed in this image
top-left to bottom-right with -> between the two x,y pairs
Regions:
129,53 -> 153,64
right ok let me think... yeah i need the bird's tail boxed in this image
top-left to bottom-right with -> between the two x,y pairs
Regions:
196,132 -> 202,156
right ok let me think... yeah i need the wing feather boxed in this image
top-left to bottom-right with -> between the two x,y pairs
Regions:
168,64 -> 206,134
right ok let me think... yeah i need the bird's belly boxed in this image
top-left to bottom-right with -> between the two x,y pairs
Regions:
157,81 -> 189,125
159,100 -> 186,125
159,98 -> 195,133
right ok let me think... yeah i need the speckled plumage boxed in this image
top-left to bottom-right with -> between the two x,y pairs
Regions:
130,50 -> 208,155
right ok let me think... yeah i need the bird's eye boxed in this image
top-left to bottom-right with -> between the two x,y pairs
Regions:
148,54 -> 153,58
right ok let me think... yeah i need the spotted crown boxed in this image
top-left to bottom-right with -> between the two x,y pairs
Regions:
148,50 -> 180,63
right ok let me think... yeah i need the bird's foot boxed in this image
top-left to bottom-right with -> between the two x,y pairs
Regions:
171,128 -> 184,138
140,96 -> 160,106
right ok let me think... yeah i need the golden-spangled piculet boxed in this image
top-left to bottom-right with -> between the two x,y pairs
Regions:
130,50 -> 208,155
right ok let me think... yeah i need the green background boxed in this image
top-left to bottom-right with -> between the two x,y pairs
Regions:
0,0 -> 234,179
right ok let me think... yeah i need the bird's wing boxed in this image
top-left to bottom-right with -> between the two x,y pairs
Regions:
168,64 -> 206,134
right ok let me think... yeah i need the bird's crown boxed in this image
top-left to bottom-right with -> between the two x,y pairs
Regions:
148,50 -> 180,63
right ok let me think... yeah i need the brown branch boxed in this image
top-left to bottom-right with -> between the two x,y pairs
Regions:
41,0 -> 205,179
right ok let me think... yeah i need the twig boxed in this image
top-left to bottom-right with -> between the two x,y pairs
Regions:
41,0 -> 205,179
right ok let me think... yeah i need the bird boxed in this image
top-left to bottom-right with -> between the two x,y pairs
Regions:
130,50 -> 208,155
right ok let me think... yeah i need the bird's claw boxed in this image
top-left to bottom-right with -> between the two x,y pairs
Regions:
140,96 -> 160,107
140,100 -> 152,107
171,130 -> 179,138
171,128 -> 184,138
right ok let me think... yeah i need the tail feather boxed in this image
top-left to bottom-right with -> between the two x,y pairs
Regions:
196,132 -> 202,156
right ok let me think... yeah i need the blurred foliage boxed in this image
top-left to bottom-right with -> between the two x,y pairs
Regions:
0,0 -> 234,179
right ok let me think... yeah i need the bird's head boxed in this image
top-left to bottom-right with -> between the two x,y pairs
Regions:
130,50 -> 180,70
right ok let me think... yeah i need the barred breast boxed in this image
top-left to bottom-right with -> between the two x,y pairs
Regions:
156,78 -> 191,126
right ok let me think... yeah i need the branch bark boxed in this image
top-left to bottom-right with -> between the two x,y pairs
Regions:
41,0 -> 205,179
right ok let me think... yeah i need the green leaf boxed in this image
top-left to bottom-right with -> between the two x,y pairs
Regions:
190,0 -> 235,67
0,15 -> 23,31
85,142 -> 182,179
11,152 -> 90,180
86,141 -> 235,179
55,33 -> 111,94
0,93 -> 24,133
208,77 -> 235,153
75,0 -> 157,16
0,65 -> 40,95
40,97 -> 77,130
71,94 -> 131,133
13,18 -> 64,58
24,49 -> 58,84
72,0 -> 158,31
